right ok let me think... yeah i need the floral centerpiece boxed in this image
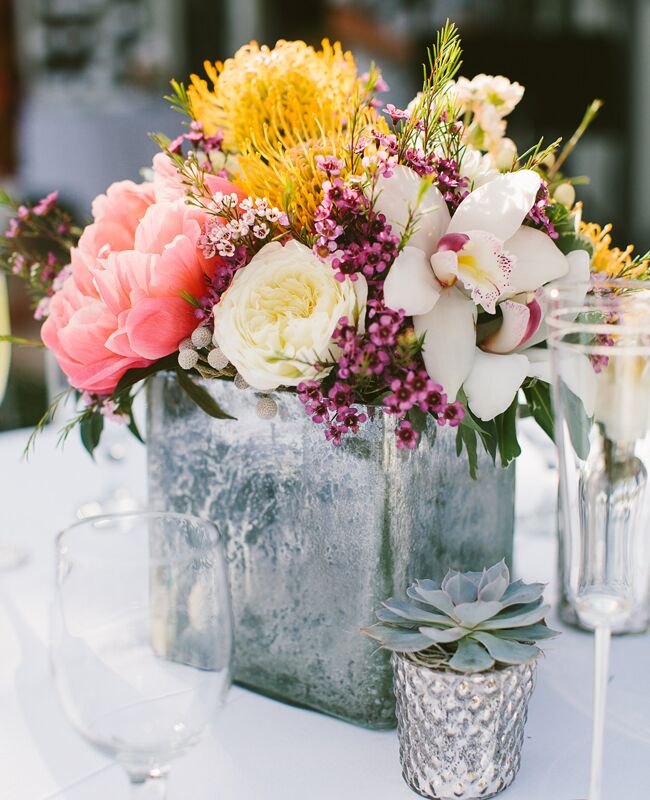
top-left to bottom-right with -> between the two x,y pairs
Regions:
2,22 -> 647,727
4,23 -> 646,469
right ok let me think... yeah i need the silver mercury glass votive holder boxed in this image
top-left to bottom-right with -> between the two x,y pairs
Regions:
392,653 -> 536,799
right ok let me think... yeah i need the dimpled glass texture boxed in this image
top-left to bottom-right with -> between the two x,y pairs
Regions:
393,654 -> 536,799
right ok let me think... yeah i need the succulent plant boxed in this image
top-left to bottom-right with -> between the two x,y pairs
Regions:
363,560 -> 559,673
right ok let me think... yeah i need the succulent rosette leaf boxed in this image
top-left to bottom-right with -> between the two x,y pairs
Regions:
364,560 -> 559,673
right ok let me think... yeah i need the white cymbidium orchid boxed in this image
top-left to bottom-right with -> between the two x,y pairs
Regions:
375,164 -> 589,420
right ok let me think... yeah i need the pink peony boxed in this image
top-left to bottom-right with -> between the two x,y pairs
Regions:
70,178 -> 156,296
42,173 -> 244,395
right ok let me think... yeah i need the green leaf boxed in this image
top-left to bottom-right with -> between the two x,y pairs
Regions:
500,580 -> 545,607
560,382 -> 591,461
456,424 -> 478,479
407,406 -> 428,433
471,631 -> 540,664
127,408 -> 145,444
494,398 -> 521,468
380,598 -> 455,626
449,638 -> 494,673
179,290 -> 201,308
522,379 -> 554,442
79,412 -> 104,458
114,355 -> 178,395
496,623 -> 560,642
480,603 -> 550,630
362,625 -> 434,653
419,625 -> 467,644
475,416 -> 497,464
176,370 -> 236,420
0,335 -> 44,347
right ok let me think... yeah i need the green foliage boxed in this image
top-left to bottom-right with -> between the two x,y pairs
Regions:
516,136 -> 562,173
23,389 -> 74,458
0,335 -> 44,348
394,20 -> 464,162
560,382 -> 591,461
455,391 -> 521,478
164,80 -> 194,119
495,398 -> 521,468
522,379 -> 554,442
176,369 -> 236,420
79,412 -> 104,458
546,202 -> 593,256
114,355 -> 178,395
549,99 -> 603,180
363,560 -> 559,673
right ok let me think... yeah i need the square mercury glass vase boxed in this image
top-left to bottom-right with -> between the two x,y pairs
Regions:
147,372 -> 515,729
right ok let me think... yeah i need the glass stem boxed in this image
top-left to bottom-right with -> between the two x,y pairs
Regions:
589,626 -> 611,800
129,774 -> 168,799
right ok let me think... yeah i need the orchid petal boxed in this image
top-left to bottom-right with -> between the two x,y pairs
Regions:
505,226 -> 569,295
526,348 -> 552,383
414,286 -> 477,399
556,248 -> 591,308
483,299 -> 540,354
384,247 -> 441,316
464,349 -> 529,421
375,165 -> 450,258
447,230 -> 514,313
448,170 -> 541,241
524,249 -> 591,349
430,249 -> 459,287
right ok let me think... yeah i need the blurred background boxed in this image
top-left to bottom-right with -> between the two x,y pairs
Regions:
0,0 -> 647,431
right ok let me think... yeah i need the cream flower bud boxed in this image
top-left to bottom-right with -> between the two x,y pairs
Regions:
178,348 -> 199,370
191,325 -> 212,349
234,372 -> 249,390
207,346 -> 229,371
256,395 -> 278,419
553,182 -> 576,208
493,137 -> 517,170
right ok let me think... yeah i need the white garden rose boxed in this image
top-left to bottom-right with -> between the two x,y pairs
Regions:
213,240 -> 367,391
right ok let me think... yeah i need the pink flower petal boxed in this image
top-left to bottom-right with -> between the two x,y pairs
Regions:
125,296 -> 197,360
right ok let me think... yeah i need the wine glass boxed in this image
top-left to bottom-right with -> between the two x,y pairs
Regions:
547,278 -> 650,800
51,512 -> 233,798
0,273 -> 29,569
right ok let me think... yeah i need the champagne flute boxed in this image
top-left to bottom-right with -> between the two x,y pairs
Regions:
51,512 -> 233,798
0,274 -> 29,569
547,279 -> 650,800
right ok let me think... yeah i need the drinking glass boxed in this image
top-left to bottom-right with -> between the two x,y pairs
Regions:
0,274 -> 29,569
51,512 -> 233,798
547,279 -> 650,800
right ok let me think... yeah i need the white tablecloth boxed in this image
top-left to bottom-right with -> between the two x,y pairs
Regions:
0,421 -> 648,799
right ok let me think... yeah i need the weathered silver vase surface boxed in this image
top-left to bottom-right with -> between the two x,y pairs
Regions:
147,372 -> 515,728
393,654 -> 536,799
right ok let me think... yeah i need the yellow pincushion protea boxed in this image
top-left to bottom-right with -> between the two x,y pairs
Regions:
579,217 -> 650,280
188,39 -> 358,150
187,39 -> 376,229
